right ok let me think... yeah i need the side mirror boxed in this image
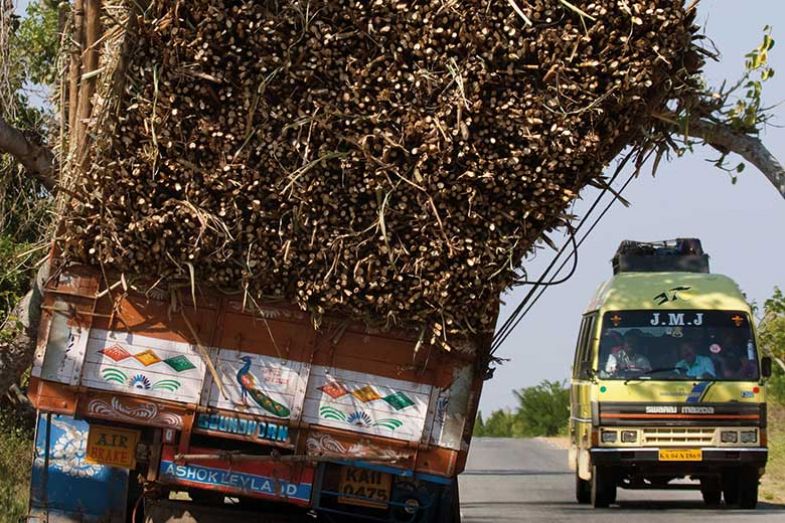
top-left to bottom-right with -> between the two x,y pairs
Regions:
761,356 -> 772,379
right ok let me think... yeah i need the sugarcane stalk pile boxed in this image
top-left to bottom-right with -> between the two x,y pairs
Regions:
59,0 -> 699,339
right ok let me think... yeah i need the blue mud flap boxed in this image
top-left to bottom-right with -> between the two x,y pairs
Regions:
27,412 -> 129,522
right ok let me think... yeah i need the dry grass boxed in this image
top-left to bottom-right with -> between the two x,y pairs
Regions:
761,402 -> 785,504
0,409 -> 33,522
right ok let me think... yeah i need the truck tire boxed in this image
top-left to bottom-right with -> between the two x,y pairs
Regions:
700,477 -> 721,506
435,479 -> 461,523
575,471 -> 591,504
590,465 -> 615,508
737,467 -> 759,509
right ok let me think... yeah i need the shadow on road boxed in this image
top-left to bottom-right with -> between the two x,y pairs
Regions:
462,469 -> 572,476
462,499 -> 785,513
614,500 -> 785,513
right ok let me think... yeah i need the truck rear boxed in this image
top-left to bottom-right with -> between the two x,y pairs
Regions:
27,264 -> 490,522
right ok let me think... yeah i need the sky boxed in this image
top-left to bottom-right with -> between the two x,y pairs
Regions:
482,0 -> 785,413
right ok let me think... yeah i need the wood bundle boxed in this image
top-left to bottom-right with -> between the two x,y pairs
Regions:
59,0 -> 699,339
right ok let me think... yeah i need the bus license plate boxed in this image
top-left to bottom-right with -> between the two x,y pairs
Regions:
338,467 -> 392,509
86,424 -> 140,469
658,449 -> 702,461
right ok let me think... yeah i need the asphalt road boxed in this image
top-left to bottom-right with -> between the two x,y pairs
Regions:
458,438 -> 785,522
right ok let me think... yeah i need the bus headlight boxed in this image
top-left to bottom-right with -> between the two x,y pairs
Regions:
720,430 -> 738,443
740,430 -> 758,444
601,430 -> 618,443
621,430 -> 638,443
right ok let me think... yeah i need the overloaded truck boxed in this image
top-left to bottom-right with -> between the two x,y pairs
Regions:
569,239 -> 771,509
26,260 -> 494,522
19,0 -> 701,520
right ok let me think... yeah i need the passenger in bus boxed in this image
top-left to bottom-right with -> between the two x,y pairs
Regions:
599,330 -> 624,371
675,341 -> 716,378
602,330 -> 624,354
721,355 -> 742,379
605,330 -> 652,375
720,345 -> 757,380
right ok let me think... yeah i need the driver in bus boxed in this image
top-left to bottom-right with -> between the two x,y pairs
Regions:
675,340 -> 716,378
605,330 -> 652,375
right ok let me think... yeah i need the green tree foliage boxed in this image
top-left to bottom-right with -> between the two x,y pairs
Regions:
0,0 -> 60,278
473,409 -> 520,438
760,287 -> 785,403
474,411 -> 486,435
14,0 -> 60,86
474,380 -> 569,438
0,3 -> 61,516
513,380 -> 570,437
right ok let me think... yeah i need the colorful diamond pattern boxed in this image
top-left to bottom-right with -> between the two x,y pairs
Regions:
382,391 -> 415,411
98,344 -> 132,362
351,385 -> 382,403
319,381 -> 350,399
319,379 -> 416,411
163,355 -> 197,373
134,349 -> 162,367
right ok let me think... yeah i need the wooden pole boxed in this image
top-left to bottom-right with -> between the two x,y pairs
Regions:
68,0 -> 84,147
76,0 -> 101,165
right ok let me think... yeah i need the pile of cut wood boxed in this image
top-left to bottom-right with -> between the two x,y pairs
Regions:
59,0 -> 699,339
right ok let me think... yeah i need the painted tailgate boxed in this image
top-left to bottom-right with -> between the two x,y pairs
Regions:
30,266 -> 487,480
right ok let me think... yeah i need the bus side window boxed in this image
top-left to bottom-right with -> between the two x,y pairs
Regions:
578,314 -> 597,379
572,317 -> 588,379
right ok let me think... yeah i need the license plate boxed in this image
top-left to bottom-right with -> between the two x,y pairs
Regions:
658,448 -> 702,461
338,467 -> 392,509
86,424 -> 140,469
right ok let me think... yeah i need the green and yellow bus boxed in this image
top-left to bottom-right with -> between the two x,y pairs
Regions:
569,239 -> 771,508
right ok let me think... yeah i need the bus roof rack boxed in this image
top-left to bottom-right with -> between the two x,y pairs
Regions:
612,238 -> 710,274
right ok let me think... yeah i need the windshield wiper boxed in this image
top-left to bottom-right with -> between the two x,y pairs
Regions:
624,367 -> 680,385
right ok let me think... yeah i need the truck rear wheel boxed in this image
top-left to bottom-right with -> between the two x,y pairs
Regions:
576,471 -> 591,504
434,479 -> 461,523
591,465 -> 616,508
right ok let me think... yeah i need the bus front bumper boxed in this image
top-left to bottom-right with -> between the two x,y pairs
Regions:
590,447 -> 767,467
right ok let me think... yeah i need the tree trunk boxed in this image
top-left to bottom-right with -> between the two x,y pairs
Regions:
0,264 -> 48,396
655,111 -> 785,200
0,116 -> 56,192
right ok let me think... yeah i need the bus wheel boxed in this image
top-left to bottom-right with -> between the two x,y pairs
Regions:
700,478 -> 721,506
722,473 -> 739,506
737,467 -> 759,509
576,471 -> 591,504
591,466 -> 616,508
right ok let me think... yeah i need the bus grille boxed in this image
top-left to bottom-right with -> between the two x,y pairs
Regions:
642,427 -> 715,445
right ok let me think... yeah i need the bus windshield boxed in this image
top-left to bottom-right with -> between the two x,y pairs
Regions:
597,310 -> 759,381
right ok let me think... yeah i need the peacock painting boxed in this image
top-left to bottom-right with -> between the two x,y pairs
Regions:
236,356 -> 291,418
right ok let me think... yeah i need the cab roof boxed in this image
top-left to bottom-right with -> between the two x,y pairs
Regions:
585,272 -> 751,314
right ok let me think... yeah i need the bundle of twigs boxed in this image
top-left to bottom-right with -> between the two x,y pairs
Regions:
59,0 -> 700,340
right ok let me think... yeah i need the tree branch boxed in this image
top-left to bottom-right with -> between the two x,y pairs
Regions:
0,116 -> 56,192
655,111 -> 785,200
